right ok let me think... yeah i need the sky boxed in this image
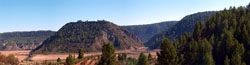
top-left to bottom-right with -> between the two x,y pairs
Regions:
0,0 -> 249,33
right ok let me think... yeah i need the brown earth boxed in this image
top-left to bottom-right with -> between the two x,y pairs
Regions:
0,48 -> 159,64
30,48 -> 159,62
0,50 -> 30,61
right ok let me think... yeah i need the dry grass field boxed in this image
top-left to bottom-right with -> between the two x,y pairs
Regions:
0,50 -> 31,61
0,48 -> 159,63
30,48 -> 159,62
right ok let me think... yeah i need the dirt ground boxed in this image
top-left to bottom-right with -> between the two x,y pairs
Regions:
0,50 -> 31,61
30,49 -> 159,62
0,48 -> 160,63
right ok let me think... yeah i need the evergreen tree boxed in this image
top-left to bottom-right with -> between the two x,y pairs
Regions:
231,43 -> 245,65
200,53 -> 215,65
157,38 -> 178,65
215,31 -> 236,64
148,53 -> 153,61
118,53 -> 127,61
126,57 -> 138,65
183,38 -> 199,65
231,53 -> 241,65
66,54 -> 75,65
57,58 -> 61,63
98,43 -> 117,65
224,56 -> 230,65
77,48 -> 84,59
118,53 -> 127,65
137,53 -> 149,65
199,39 -> 215,65
193,22 -> 205,40
122,53 -> 127,61
118,54 -> 122,61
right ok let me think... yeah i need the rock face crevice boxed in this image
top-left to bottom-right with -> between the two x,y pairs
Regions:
32,20 -> 142,54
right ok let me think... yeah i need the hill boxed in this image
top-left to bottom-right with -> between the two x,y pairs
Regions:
145,11 -> 216,49
172,5 -> 250,65
0,31 -> 55,50
32,20 -> 143,54
122,21 -> 177,43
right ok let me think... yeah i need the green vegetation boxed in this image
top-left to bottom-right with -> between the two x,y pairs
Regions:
126,57 -> 137,65
145,11 -> 216,49
118,53 -> 127,65
137,53 -> 149,65
148,53 -> 152,62
66,54 -> 75,65
0,31 -> 55,50
77,48 -> 84,59
0,53 -> 19,65
57,58 -> 61,63
97,43 -> 117,65
118,53 -> 127,61
156,38 -> 178,65
152,4 -> 250,65
32,20 -> 142,54
123,21 -> 177,43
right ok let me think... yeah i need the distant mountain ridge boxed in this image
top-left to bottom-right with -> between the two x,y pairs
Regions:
122,21 -> 177,43
145,11 -> 217,49
0,31 -> 55,50
32,20 -> 143,54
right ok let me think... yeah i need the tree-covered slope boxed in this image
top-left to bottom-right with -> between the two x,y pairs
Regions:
32,20 -> 142,54
170,5 -> 250,65
0,31 -> 55,50
122,21 -> 177,43
146,11 -> 216,49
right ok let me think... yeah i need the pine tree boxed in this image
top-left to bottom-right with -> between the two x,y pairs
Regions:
183,38 -> 199,65
126,57 -> 137,65
97,43 -> 117,65
118,53 -> 127,65
224,56 -> 230,65
118,54 -> 122,61
137,53 -> 149,65
118,53 -> 127,61
148,53 -> 153,61
193,22 -> 205,40
231,53 -> 242,65
200,53 -> 215,65
231,42 -> 245,65
215,31 -> 236,64
122,53 -> 127,61
57,58 -> 61,63
77,48 -> 84,59
199,39 -> 215,65
66,54 -> 75,65
157,38 -> 177,65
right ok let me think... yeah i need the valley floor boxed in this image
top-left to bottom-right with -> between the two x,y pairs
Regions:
0,50 -> 30,61
0,47 -> 159,64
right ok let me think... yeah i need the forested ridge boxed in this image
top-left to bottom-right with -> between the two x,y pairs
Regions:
123,21 -> 177,43
32,20 -> 142,54
0,31 -> 55,50
156,4 -> 250,65
146,11 -> 217,49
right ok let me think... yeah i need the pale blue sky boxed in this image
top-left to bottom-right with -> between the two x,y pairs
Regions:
0,0 -> 249,33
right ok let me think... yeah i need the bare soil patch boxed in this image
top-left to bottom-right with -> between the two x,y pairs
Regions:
30,48 -> 160,62
0,50 -> 30,61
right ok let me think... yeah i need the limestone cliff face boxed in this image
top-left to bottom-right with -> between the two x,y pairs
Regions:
32,20 -> 143,54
